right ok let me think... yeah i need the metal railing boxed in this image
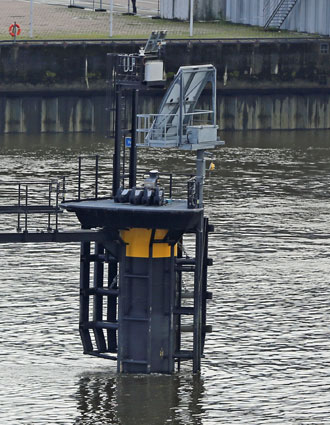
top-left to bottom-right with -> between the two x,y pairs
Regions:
137,111 -> 215,148
56,154 -> 197,205
119,169 -> 196,202
0,179 -> 65,233
75,155 -> 112,201
0,153 -> 202,234
263,0 -> 281,25
2,0 -> 160,41
263,0 -> 297,29
68,0 -> 159,15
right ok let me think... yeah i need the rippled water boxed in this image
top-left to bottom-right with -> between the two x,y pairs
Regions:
0,131 -> 330,424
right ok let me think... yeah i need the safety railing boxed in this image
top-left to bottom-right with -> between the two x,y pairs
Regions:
1,0 -> 161,42
263,0 -> 281,25
68,154 -> 113,202
0,149 -> 209,235
68,0 -> 160,15
137,111 -> 215,148
119,169 -> 196,202
66,153 -> 199,208
0,155 -> 112,232
137,113 -> 178,146
0,179 -> 65,233
263,0 -> 297,29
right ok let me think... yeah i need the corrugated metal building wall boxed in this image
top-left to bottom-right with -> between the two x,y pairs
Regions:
226,0 -> 265,26
161,0 -> 189,20
284,0 -> 330,35
160,0 -> 226,21
226,0 -> 330,36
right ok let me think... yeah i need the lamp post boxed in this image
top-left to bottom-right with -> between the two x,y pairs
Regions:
110,0 -> 114,37
189,0 -> 194,37
30,0 -> 34,38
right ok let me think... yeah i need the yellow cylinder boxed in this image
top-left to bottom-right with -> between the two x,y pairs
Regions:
120,228 -> 177,258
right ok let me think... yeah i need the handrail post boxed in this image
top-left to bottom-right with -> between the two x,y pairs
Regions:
17,183 -> 21,233
55,182 -> 59,232
95,154 -> 99,199
48,182 -> 52,232
24,185 -> 28,233
129,89 -> 138,188
62,176 -> 66,203
113,86 -> 122,197
78,156 -> 82,200
169,173 -> 173,199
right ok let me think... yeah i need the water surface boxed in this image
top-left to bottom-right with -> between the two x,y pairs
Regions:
0,131 -> 329,424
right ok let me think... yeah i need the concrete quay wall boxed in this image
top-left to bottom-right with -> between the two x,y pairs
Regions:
0,39 -> 329,133
1,89 -> 329,133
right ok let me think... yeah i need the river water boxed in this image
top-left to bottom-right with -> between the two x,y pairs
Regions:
0,131 -> 329,425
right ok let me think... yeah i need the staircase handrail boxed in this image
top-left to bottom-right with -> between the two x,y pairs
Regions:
264,0 -> 287,28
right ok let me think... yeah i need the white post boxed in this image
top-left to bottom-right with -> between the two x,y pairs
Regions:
109,0 -> 113,37
30,0 -> 34,38
189,0 -> 194,37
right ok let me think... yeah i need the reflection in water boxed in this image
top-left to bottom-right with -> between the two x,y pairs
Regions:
74,373 -> 205,425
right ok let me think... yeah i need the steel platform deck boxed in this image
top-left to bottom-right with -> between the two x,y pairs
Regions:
63,199 -> 203,232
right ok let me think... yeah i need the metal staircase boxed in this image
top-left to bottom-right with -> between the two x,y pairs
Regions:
264,0 -> 298,29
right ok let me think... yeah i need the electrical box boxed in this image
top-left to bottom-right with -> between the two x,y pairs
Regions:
187,125 -> 218,145
144,61 -> 164,82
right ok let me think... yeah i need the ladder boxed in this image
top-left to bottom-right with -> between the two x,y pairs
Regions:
105,54 -> 116,138
106,54 -> 137,140
173,218 -> 213,373
106,73 -> 129,142
79,241 -> 119,360
107,53 -> 143,193
264,0 -> 298,29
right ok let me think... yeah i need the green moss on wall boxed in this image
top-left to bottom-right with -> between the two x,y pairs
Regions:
0,40 -> 328,90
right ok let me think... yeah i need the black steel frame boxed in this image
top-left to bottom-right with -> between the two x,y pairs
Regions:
0,50 -> 215,374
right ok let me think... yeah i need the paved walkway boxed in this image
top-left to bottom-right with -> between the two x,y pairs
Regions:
25,0 -> 159,17
0,0 -> 305,40
1,0 -> 163,40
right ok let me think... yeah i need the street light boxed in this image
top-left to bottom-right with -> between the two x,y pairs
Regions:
110,0 -> 114,37
30,0 -> 34,38
190,0 -> 194,37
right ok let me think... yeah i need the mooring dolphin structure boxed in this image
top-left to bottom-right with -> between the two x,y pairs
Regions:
63,33 -> 224,374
